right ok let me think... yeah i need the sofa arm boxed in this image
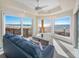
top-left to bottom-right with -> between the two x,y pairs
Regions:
42,45 -> 54,58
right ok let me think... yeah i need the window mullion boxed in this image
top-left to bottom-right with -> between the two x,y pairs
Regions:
20,17 -> 23,36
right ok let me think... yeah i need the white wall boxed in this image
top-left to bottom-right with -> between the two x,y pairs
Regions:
32,17 -> 38,36
54,9 -> 73,18
0,10 -> 2,38
73,0 -> 79,57
73,0 -> 79,14
0,10 -> 3,48
73,1 -> 79,48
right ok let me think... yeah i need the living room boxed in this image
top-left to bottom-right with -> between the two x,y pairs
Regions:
0,0 -> 79,58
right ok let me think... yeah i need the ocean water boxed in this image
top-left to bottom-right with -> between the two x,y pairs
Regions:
6,24 -> 32,28
54,25 -> 70,31
6,24 -> 70,31
6,24 -> 32,26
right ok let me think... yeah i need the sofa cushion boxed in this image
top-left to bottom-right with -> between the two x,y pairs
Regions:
10,35 -> 25,43
17,40 -> 40,57
33,44 -> 42,57
4,33 -> 14,39
42,45 -> 54,58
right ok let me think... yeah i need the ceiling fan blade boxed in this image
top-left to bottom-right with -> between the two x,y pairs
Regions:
35,0 -> 48,10
35,5 -> 48,10
37,0 -> 39,2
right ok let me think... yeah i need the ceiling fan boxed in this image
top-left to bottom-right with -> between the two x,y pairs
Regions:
35,0 -> 48,10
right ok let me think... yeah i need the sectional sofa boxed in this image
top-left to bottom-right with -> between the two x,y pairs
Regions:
3,33 -> 54,58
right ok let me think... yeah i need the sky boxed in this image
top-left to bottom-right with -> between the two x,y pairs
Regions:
5,16 -> 32,25
44,16 -> 70,25
55,16 -> 70,25
6,16 -> 70,25
39,16 -> 70,25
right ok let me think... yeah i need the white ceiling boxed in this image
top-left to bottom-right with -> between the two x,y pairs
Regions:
0,0 -> 76,16
15,0 -> 60,11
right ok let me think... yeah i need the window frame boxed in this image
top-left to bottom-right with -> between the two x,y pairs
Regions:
54,16 -> 71,37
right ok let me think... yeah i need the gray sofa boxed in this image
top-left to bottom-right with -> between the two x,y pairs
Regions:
3,33 -> 54,58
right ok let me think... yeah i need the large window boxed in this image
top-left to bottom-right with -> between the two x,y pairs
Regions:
38,17 -> 52,33
5,16 -> 21,35
23,17 -> 32,37
5,16 -> 32,38
54,16 -> 71,37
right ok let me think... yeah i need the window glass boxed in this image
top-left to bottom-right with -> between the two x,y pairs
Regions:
5,16 -> 21,35
23,17 -> 32,38
38,17 -> 42,33
44,17 -> 52,33
54,16 -> 71,37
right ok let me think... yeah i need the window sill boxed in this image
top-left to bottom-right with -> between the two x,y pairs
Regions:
54,34 -> 72,44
